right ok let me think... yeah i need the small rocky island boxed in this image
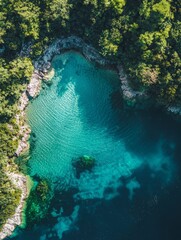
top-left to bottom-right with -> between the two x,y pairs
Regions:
73,155 -> 95,177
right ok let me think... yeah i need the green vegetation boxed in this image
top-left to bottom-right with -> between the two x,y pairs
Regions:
75,155 -> 95,170
0,0 -> 180,231
73,155 -> 95,177
0,164 -> 21,231
25,179 -> 52,226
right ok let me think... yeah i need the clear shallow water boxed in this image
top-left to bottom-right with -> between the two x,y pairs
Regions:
8,51 -> 181,240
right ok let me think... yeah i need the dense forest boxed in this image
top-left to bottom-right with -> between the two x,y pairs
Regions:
0,0 -> 180,231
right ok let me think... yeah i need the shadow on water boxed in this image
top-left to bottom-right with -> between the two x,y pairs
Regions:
53,52 -> 181,160
56,164 -> 181,240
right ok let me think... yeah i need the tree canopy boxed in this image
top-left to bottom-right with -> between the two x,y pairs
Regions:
0,0 -> 180,231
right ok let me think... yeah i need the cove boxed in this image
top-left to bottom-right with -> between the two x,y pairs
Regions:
9,51 -> 181,240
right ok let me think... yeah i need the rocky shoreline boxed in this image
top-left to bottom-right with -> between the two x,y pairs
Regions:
0,173 -> 27,240
15,36 -> 118,157
167,106 -> 181,115
117,65 -> 148,107
2,34 -> 180,240
2,35 -> 176,239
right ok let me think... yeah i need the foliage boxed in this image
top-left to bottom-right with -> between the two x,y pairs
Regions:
0,162 -> 21,231
0,0 -> 180,231
73,155 -> 95,177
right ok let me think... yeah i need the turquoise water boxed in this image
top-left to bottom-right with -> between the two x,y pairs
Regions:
9,51 -> 181,240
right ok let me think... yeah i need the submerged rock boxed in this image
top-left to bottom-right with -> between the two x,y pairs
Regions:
25,179 -> 52,226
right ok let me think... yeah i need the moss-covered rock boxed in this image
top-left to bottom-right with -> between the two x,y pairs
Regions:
73,155 -> 95,177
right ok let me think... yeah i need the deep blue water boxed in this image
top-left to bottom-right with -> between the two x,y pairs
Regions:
8,51 -> 181,240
